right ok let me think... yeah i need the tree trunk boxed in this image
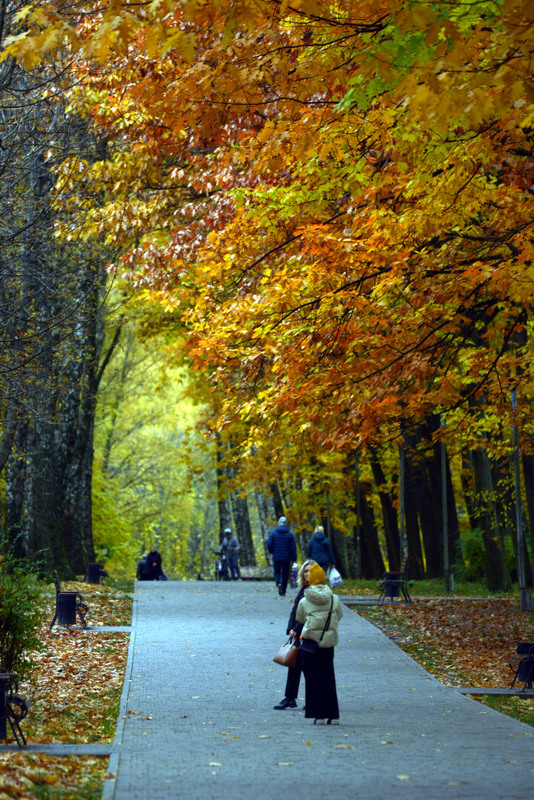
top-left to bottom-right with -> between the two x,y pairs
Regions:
370,452 -> 400,571
471,448 -> 511,592
293,523 -> 311,566
230,491 -> 256,566
443,444 -> 463,572
0,402 -> 17,473
0,69 -> 114,576
403,456 -> 425,579
269,482 -> 285,520
357,485 -> 385,579
460,448 -> 479,532
329,526 -> 348,577
521,454 -> 534,561
491,455 -> 532,587
427,422 -> 462,575
5,421 -> 27,560
404,439 -> 440,576
215,435 -> 232,541
343,529 -> 359,579
254,490 -> 276,563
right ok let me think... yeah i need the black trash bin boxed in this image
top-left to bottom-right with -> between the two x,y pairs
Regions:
87,562 -> 104,584
57,593 -> 77,625
385,580 -> 400,599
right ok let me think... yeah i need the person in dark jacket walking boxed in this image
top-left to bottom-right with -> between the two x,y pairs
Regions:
136,553 -> 150,581
273,559 -> 315,710
267,516 -> 297,596
148,545 -> 163,580
306,525 -> 335,573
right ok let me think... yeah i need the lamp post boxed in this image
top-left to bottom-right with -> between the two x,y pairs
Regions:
441,416 -> 452,593
399,440 -> 407,561
355,450 -> 362,578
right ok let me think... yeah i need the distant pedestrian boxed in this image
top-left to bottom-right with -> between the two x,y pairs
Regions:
306,525 -> 335,573
136,553 -> 150,581
219,528 -> 241,580
296,562 -> 343,725
267,516 -> 297,596
273,559 -> 315,710
148,545 -> 163,580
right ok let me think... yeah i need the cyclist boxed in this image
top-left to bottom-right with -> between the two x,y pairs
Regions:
219,528 -> 241,580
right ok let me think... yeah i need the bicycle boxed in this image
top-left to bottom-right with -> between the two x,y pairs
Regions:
213,550 -> 229,581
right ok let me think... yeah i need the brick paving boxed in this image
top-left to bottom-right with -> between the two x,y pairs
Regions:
100,580 -> 533,800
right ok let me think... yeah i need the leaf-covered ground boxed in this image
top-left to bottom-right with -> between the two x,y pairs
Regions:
356,596 -> 534,726
0,753 -> 105,800
0,581 -> 132,800
3,580 -> 533,797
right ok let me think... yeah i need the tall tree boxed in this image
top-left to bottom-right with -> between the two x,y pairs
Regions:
6,0 -> 534,589
0,4 -> 118,572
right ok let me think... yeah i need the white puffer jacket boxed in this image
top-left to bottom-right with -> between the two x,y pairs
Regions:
295,583 -> 343,648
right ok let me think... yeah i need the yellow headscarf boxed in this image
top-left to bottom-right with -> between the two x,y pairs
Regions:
308,563 -> 327,586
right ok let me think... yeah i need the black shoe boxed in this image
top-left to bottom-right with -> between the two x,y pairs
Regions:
278,585 -> 284,596
273,698 -> 297,710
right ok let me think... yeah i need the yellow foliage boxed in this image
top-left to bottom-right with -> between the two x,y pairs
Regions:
7,0 -> 534,460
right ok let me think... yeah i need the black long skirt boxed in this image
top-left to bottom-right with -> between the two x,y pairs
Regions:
301,646 -> 339,720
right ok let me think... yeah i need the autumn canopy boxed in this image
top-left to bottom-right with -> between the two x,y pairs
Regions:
1,0 -> 534,587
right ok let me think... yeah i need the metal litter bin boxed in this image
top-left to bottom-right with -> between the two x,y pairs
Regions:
87,562 -> 103,584
384,580 -> 400,599
57,593 -> 77,625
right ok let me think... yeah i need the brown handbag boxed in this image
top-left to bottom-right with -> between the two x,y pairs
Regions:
273,638 -> 299,668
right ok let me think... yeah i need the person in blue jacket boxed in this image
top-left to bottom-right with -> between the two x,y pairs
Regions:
306,525 -> 335,573
267,516 -> 297,596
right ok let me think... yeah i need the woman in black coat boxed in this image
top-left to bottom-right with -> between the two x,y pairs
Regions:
296,563 -> 344,724
273,559 -> 315,710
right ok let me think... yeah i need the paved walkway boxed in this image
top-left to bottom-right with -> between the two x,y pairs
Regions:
102,581 -> 533,800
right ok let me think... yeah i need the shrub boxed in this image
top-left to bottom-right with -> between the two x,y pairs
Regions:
455,527 -> 517,584
0,538 -> 44,682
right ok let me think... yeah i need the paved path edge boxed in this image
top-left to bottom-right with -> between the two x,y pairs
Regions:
101,588 -> 139,800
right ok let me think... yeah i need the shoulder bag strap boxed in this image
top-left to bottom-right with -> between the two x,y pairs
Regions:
318,597 -> 334,643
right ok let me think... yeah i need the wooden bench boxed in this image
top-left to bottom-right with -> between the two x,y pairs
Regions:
378,555 -> 412,603
509,642 -> 534,691
50,570 -> 89,628
239,565 -> 273,581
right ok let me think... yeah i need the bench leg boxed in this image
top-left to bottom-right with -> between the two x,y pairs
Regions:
6,711 -> 26,747
401,583 -> 412,603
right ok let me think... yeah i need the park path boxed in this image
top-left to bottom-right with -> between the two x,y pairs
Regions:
102,580 -> 533,800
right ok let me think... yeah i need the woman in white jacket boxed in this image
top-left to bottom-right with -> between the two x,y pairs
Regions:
296,562 -> 343,724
